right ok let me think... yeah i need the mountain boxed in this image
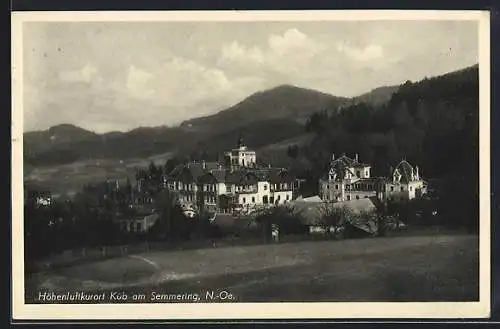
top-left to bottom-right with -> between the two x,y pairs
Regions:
24,85 -> 349,167
180,85 -> 350,132
24,124 -> 98,156
352,85 -> 400,107
23,65 -> 478,168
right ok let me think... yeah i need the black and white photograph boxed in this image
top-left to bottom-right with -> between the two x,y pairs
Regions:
11,10 -> 490,320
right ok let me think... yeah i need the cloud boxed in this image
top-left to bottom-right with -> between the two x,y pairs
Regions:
268,28 -> 314,55
22,21 -> 479,133
123,57 -> 234,109
58,63 -> 98,83
336,43 -> 384,61
125,65 -> 154,99
220,41 -> 264,65
218,28 -> 322,71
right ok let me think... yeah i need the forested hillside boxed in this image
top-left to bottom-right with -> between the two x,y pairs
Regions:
300,64 -> 479,228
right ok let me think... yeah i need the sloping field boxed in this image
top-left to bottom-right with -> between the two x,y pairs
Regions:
26,234 -> 479,303
24,152 -> 172,197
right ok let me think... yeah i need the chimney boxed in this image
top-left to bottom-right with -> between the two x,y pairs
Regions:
355,153 -> 359,162
331,153 -> 335,161
202,160 -> 206,170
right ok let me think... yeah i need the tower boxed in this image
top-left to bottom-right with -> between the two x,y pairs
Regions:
237,133 -> 246,149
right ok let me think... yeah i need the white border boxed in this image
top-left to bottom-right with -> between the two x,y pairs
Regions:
11,10 -> 491,320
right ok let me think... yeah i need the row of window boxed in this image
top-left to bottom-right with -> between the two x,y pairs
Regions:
242,194 -> 290,204
323,194 -> 369,201
389,185 -> 412,192
171,182 -> 291,193
325,183 -> 374,191
122,222 -> 143,233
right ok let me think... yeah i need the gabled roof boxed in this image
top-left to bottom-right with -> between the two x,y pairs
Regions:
296,195 -> 323,202
210,169 -> 227,183
167,162 -> 221,183
225,170 -> 246,184
331,154 -> 370,169
268,169 -> 294,183
393,160 -> 416,183
198,172 -> 217,184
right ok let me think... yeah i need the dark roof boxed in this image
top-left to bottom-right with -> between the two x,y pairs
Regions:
204,162 -> 220,171
268,169 -> 294,184
167,162 -> 218,183
167,162 -> 294,184
225,170 -> 245,184
210,169 -> 227,183
198,172 -> 217,184
331,154 -> 370,169
225,170 -> 260,185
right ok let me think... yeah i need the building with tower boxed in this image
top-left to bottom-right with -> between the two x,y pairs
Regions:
319,153 -> 427,203
224,134 -> 257,168
164,136 -> 295,214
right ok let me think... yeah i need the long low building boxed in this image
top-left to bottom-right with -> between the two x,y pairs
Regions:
289,197 -> 379,235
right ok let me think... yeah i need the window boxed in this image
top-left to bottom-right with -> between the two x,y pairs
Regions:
286,195 -> 290,200
410,186 -> 413,191
335,184 -> 339,190
390,186 -> 394,192
368,184 -> 372,190
243,197 -> 246,203
136,222 -> 142,232
401,186 -> 405,192
252,197 -> 255,203
364,196 -> 368,198
347,195 -> 351,201
277,195 -> 281,201
264,184 -> 267,191
356,195 -> 360,200
326,185 -> 329,189
365,170 -> 369,177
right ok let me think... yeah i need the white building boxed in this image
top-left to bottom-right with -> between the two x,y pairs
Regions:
165,139 -> 295,213
385,160 -> 427,202
319,153 -> 384,202
224,135 -> 257,168
319,153 -> 427,204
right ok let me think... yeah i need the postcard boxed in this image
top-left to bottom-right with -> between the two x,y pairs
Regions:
11,9 -> 491,320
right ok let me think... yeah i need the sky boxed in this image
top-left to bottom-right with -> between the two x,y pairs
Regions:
22,20 -> 479,133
